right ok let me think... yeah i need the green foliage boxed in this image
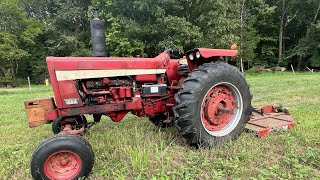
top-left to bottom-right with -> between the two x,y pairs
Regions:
1,0 -> 320,82
106,16 -> 146,57
45,0 -> 92,57
310,52 -> 320,68
0,0 -> 44,81
156,15 -> 202,54
195,0 -> 240,48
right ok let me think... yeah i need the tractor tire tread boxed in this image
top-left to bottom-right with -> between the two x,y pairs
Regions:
173,62 -> 252,147
31,134 -> 94,180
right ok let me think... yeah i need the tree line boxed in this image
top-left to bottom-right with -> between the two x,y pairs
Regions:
0,0 -> 319,84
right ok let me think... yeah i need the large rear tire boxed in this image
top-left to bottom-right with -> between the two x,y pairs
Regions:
173,62 -> 252,147
30,134 -> 94,180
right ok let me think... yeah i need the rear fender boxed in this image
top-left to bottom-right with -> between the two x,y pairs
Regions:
186,48 -> 238,71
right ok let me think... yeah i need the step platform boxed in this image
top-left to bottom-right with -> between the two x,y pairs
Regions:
245,105 -> 295,137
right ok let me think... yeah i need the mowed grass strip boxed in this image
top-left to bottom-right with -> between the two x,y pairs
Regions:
0,72 -> 319,179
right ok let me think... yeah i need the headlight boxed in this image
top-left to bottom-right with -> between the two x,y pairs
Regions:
196,51 -> 201,59
189,53 -> 195,61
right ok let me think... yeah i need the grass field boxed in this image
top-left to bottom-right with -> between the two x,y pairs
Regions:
0,72 -> 319,179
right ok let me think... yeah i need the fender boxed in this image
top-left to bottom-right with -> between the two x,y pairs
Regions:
197,48 -> 238,58
185,48 -> 238,71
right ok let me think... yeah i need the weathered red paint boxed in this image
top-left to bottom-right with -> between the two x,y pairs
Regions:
261,105 -> 276,113
44,150 -> 82,179
166,60 -> 181,85
107,111 -> 129,122
135,74 -> 157,82
186,48 -> 238,71
46,51 -> 170,70
197,48 -> 238,58
27,48 -> 248,131
247,106 -> 296,137
44,110 -> 59,121
201,86 -> 235,131
59,104 -> 126,116
58,80 -> 83,108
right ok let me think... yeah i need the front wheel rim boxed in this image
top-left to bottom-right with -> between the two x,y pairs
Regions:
44,150 -> 82,179
200,82 -> 243,137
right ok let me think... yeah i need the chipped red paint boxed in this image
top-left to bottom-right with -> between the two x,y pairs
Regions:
261,105 -> 276,113
44,110 -> 59,121
106,111 -> 129,122
185,48 -> 238,71
58,80 -> 83,108
247,106 -> 296,137
46,51 -> 170,70
201,86 -> 235,132
28,48 -> 248,132
197,48 -> 238,58
44,150 -> 82,179
135,74 -> 157,82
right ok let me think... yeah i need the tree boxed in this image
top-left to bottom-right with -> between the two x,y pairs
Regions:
45,0 -> 92,57
0,0 -> 44,83
286,0 -> 320,70
93,0 -> 202,56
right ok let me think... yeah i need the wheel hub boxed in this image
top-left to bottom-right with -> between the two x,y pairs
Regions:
60,158 -> 70,166
201,86 -> 235,131
44,151 -> 82,179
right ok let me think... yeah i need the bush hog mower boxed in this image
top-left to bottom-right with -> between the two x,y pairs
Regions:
25,10 -> 295,179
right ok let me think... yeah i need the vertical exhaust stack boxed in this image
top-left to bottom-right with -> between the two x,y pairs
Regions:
90,9 -> 107,57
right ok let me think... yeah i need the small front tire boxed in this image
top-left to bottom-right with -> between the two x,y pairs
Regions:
30,134 -> 94,180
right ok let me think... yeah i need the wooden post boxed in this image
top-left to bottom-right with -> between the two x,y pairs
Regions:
27,77 -> 32,92
240,58 -> 244,73
240,0 -> 245,74
278,0 -> 286,65
290,64 -> 295,75
306,67 -> 314,73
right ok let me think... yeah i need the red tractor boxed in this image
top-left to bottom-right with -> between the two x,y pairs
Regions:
25,11 -> 253,179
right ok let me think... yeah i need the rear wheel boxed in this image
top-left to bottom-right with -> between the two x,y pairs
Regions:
30,134 -> 94,180
173,62 -> 252,147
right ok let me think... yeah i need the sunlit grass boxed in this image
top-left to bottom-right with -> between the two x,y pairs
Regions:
0,72 -> 319,179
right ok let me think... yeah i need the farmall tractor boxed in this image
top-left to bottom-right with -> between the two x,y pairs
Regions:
25,10 -> 293,179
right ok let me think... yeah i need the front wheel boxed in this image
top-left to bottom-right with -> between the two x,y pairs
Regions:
30,134 -> 94,180
52,115 -> 87,134
173,62 -> 252,147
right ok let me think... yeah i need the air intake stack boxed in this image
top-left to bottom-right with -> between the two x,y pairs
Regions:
90,9 -> 107,57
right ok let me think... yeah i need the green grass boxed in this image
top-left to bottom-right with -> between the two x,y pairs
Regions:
0,72 -> 319,179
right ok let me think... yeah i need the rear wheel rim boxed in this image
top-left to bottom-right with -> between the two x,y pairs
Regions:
44,150 -> 82,179
200,82 -> 243,137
